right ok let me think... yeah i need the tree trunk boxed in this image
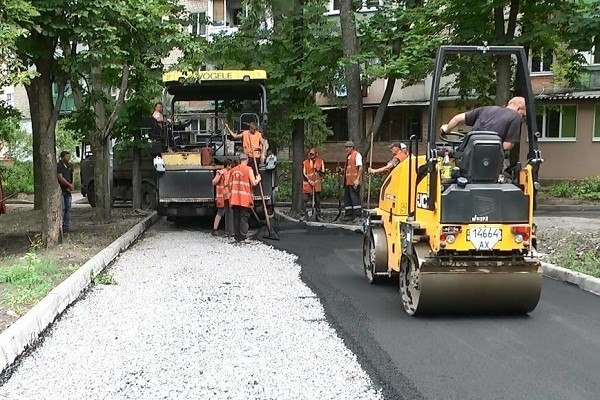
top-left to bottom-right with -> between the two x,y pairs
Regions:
289,0 -> 305,215
493,2 -> 519,106
33,133 -> 42,210
91,64 -> 112,221
25,62 -> 62,246
290,118 -> 305,214
340,0 -> 364,152
369,78 -> 396,141
494,56 -> 512,106
90,135 -> 111,220
132,146 -> 142,210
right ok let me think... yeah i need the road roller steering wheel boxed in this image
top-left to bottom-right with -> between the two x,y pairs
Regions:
439,131 -> 466,145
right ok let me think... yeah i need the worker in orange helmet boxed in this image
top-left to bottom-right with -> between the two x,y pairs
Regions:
301,147 -> 325,221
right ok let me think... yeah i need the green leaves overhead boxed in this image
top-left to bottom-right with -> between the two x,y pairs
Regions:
204,0 -> 342,148
357,0 -> 445,85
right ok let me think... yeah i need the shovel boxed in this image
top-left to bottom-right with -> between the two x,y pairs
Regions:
308,186 -> 318,222
252,157 -> 279,240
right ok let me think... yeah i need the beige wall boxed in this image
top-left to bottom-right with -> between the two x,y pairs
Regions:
519,101 -> 600,180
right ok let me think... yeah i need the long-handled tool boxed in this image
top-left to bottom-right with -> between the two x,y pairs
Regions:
366,131 -> 374,210
333,163 -> 343,222
252,156 -> 279,241
309,186 -> 317,222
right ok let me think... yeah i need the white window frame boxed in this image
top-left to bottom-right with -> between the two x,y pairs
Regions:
537,104 -> 578,142
325,0 -> 383,15
529,48 -> 554,76
189,12 -> 207,37
359,0 -> 384,12
593,104 -> 600,142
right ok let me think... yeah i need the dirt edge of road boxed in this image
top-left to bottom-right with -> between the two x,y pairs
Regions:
0,211 -> 159,376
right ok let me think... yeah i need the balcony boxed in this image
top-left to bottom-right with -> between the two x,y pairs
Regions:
206,24 -> 239,41
580,66 -> 600,90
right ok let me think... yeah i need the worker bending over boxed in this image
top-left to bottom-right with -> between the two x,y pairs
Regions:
441,96 -> 526,151
229,153 -> 261,244
368,142 -> 408,175
301,148 -> 325,221
226,121 -> 266,168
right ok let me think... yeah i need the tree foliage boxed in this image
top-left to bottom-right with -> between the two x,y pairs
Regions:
440,0 -> 592,104
62,0 -> 196,219
0,0 -> 38,87
206,0 -> 341,149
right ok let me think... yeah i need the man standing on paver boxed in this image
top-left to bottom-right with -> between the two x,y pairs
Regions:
229,153 -> 261,243
226,121 -> 266,169
301,147 -> 325,221
212,158 -> 234,237
57,151 -> 74,232
342,141 -> 363,221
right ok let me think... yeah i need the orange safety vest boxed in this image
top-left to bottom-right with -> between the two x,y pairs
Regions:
215,168 -> 230,208
345,149 -> 361,186
229,164 -> 254,208
302,157 -> 324,194
242,131 -> 263,159
394,152 -> 408,164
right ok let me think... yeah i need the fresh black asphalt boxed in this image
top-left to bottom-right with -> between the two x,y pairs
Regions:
266,222 -> 600,400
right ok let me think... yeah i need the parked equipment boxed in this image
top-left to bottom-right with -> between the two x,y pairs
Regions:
363,46 -> 543,315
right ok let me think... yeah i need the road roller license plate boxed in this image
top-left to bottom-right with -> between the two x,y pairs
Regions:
466,227 -> 502,250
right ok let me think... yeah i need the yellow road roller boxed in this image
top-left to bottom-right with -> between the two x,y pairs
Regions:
363,45 -> 543,315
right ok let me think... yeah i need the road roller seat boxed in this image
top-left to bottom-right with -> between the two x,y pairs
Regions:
453,131 -> 504,183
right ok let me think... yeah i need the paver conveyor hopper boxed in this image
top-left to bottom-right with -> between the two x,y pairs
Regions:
363,46 -> 544,315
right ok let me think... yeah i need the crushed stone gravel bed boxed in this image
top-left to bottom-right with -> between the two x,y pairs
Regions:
0,221 -> 381,400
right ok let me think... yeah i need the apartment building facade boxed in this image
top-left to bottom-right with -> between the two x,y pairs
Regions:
317,3 -> 600,181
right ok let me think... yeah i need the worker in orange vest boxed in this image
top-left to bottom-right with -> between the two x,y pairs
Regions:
343,141 -> 363,221
225,121 -> 266,169
229,153 -> 261,243
301,147 -> 325,221
211,158 -> 234,237
368,142 -> 408,175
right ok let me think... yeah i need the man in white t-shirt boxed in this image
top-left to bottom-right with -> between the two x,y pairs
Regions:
342,140 -> 363,221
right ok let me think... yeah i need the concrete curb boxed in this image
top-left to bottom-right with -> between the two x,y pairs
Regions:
276,210 -> 600,298
275,210 -> 362,232
542,262 -> 600,296
0,211 -> 160,374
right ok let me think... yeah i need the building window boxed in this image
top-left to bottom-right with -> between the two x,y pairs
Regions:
361,0 -> 383,10
325,109 -> 349,141
530,48 -> 553,73
189,12 -> 207,36
377,108 -> 422,141
594,105 -> 600,139
5,93 -> 13,107
536,105 -> 577,139
231,8 -> 243,26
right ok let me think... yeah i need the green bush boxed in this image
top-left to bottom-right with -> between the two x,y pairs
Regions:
0,161 -> 34,195
547,177 -> 600,201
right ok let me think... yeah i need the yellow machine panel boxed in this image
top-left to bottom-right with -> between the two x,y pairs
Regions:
161,152 -> 201,166
163,70 -> 267,84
